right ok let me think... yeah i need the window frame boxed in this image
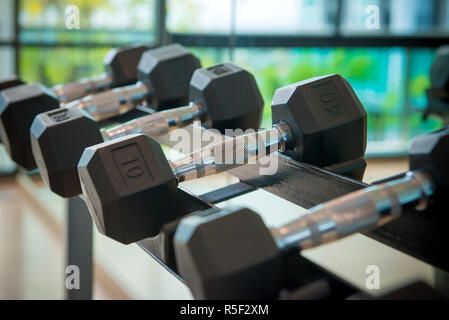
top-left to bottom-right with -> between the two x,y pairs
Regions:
3,0 -> 448,75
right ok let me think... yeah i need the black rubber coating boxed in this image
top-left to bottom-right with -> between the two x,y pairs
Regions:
104,45 -> 149,87
271,74 -> 367,167
174,206 -> 282,299
138,43 -> 201,109
189,62 -> 263,134
30,107 -> 103,197
0,84 -> 59,170
409,127 -> 449,187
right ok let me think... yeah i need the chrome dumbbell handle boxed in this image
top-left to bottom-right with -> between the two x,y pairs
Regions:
64,82 -> 149,121
271,171 -> 435,251
101,103 -> 205,140
53,73 -> 113,103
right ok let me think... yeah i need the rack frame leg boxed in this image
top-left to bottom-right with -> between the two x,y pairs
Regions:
66,197 -> 93,300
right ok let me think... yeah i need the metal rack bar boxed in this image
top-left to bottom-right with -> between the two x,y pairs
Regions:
66,197 -> 93,300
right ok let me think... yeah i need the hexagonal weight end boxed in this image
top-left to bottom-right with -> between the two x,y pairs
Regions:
271,74 -> 367,167
189,62 -> 263,133
30,107 -> 103,197
103,45 -> 149,87
174,206 -> 282,299
78,134 -> 178,244
137,44 -> 201,109
0,84 -> 59,170
409,127 -> 449,187
430,46 -> 449,91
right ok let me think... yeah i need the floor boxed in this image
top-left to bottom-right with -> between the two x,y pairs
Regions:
0,156 -> 440,299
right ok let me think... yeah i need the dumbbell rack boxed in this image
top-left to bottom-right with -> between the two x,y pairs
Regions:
65,124 -> 449,299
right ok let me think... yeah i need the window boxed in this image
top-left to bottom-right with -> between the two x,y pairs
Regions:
0,0 -> 15,41
341,0 -> 388,34
19,46 -> 112,86
18,0 -> 157,85
341,0 -> 449,35
19,0 -> 156,45
389,0 -> 445,35
4,0 -> 448,156
0,47 -> 16,78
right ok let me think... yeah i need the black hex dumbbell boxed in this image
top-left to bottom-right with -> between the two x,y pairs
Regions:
173,127 -> 449,299
0,44 -> 200,170
1,45 -> 148,103
0,76 -> 24,145
32,62 -> 263,197
78,74 -> 366,244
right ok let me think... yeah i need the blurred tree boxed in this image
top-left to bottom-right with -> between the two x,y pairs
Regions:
409,74 -> 430,99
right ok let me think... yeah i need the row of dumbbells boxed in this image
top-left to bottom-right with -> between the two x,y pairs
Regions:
1,43 -> 447,299
0,42 -> 367,241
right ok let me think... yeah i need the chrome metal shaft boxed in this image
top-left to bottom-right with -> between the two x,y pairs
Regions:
63,82 -> 149,121
53,73 -> 112,103
101,103 -> 204,140
171,123 -> 291,182
271,171 -> 435,251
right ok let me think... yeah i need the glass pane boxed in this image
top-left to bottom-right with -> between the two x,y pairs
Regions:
341,0 -> 388,34
341,0 -> 449,35
167,0 -> 232,33
168,0 -> 337,35
0,0 -> 14,41
19,0 -> 156,44
19,46 -> 112,87
389,0 -> 439,35
0,46 -> 15,78
235,0 -> 337,34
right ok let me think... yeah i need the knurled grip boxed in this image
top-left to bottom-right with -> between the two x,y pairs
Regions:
272,171 -> 435,251
172,127 -> 283,182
